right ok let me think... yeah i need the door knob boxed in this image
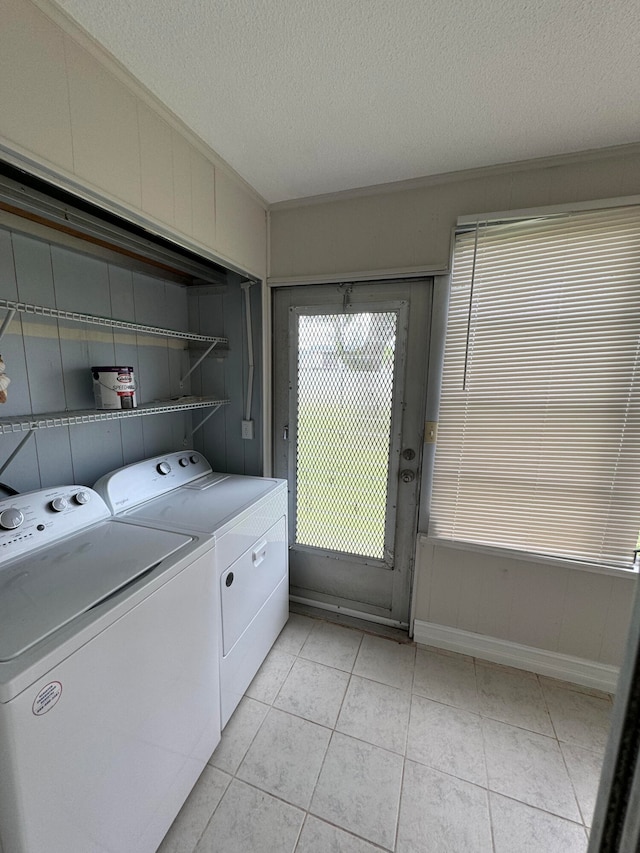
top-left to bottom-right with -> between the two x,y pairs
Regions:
400,469 -> 415,483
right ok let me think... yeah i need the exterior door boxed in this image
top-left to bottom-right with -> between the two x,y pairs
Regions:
273,279 -> 431,627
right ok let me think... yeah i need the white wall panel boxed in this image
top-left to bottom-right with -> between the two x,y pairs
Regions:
171,129 -> 193,238
454,558 -> 484,635
65,36 -> 142,209
600,576 -> 637,665
138,103 -> 175,227
190,150 -> 216,251
558,571 -> 614,662
506,563 -> 567,652
0,0 -> 73,173
215,169 -> 267,277
415,542 -> 636,667
474,560 -> 514,641
427,557 -> 462,629
0,0 -> 267,277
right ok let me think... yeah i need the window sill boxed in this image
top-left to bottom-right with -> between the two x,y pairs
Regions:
418,534 -> 639,580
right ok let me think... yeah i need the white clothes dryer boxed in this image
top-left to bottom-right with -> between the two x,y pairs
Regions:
0,485 -> 220,853
94,451 -> 289,727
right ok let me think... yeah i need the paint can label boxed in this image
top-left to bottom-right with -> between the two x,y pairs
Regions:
91,366 -> 138,410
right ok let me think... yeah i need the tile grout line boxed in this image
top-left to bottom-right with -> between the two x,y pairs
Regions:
536,671 -> 588,828
291,622 -> 384,851
202,615 -> 602,851
477,656 -> 498,852
188,769 -> 233,853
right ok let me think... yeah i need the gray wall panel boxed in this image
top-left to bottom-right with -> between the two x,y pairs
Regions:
0,229 -> 18,298
1,433 -> 41,493
58,327 -> 93,410
34,428 -> 74,488
141,414 -> 176,458
69,421 -> 123,486
0,219 -> 263,493
21,333 -> 65,414
120,419 -> 145,465
0,231 -> 32,418
12,233 -> 56,306
221,281 -> 245,473
107,264 -> 135,317
169,413 -> 188,452
50,246 -> 111,315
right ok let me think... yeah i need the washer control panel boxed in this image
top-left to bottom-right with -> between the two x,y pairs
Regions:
0,487 -> 109,561
94,451 -> 213,513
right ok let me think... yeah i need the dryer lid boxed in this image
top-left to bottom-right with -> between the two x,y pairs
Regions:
0,520 -> 192,661
125,476 -> 279,533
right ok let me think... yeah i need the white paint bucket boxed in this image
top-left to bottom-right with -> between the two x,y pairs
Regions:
91,366 -> 137,410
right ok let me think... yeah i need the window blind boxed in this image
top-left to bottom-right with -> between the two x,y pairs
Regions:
429,204 -> 640,569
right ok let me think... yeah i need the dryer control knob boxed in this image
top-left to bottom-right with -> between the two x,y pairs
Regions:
157,461 -> 172,475
0,507 -> 24,530
178,457 -> 189,467
74,491 -> 91,505
190,454 -> 199,464
50,497 -> 68,512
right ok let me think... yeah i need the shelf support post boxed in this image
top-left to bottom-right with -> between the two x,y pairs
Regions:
186,405 -> 221,443
0,308 -> 16,344
179,341 -> 219,388
0,429 -> 35,477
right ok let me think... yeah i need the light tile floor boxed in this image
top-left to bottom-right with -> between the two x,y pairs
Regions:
157,614 -> 612,853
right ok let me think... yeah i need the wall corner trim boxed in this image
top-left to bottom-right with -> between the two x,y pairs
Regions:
413,620 -> 619,694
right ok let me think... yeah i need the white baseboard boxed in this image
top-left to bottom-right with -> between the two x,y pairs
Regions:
413,620 -> 619,694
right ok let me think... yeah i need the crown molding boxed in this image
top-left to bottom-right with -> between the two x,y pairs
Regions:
270,141 -> 640,211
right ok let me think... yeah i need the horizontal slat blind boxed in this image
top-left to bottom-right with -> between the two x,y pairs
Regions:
429,205 -> 640,569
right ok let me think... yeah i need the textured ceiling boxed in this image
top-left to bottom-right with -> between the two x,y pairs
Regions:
52,0 -> 640,203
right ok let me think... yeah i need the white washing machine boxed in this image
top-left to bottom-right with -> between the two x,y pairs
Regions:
94,451 -> 289,727
0,485 -> 220,853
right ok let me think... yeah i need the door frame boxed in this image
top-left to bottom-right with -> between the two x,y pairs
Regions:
272,278 -> 433,628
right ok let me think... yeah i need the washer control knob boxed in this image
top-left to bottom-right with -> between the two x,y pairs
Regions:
50,497 -> 68,512
157,461 -> 172,475
0,507 -> 24,530
190,455 -> 199,464
74,491 -> 91,505
178,457 -> 189,467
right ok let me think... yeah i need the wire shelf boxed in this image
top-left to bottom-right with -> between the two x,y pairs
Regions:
0,397 -> 230,435
0,299 -> 227,345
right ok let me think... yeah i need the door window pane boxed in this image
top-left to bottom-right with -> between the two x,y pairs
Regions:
296,311 -> 398,559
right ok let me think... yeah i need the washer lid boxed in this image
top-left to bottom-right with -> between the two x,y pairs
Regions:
0,520 -> 192,662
